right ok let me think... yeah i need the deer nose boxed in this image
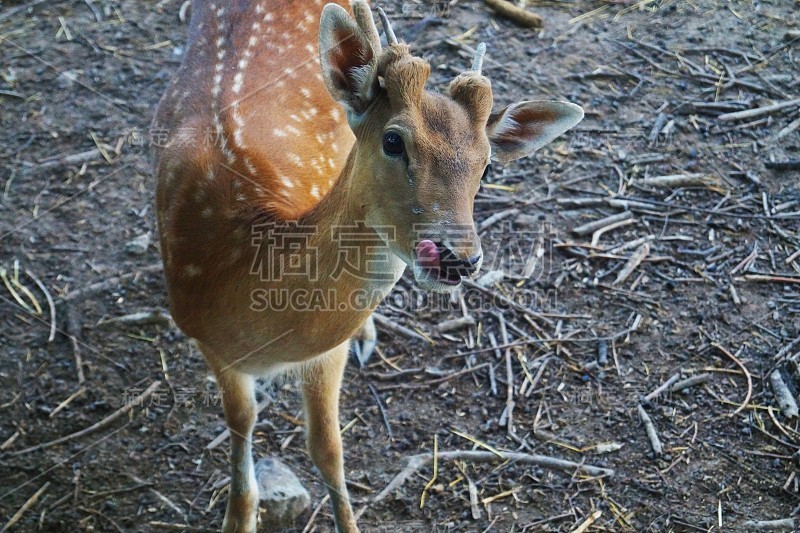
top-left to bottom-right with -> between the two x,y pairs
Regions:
440,246 -> 482,277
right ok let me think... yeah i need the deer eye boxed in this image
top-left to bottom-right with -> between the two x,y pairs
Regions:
382,131 -> 405,157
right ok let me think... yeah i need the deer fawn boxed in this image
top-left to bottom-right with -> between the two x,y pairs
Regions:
152,1 -> 582,531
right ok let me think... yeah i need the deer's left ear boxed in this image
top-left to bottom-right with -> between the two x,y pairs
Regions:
487,101 -> 584,164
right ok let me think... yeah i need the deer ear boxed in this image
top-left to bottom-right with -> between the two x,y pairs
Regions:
487,101 -> 584,164
319,3 -> 379,117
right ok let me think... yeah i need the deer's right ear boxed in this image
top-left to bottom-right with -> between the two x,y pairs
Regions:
319,3 -> 379,117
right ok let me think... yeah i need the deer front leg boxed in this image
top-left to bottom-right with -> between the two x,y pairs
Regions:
216,369 -> 259,533
301,341 -> 359,533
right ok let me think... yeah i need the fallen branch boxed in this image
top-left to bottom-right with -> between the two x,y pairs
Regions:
571,510 -> 603,533
736,274 -> 800,285
97,309 -> 173,328
477,207 -> 519,233
741,518 -> 796,530
637,403 -> 662,455
775,336 -> 800,362
24,268 -> 56,342
483,0 -> 543,28
770,370 -> 799,418
372,312 -> 431,344
713,343 -> 752,416
374,450 -> 613,502
572,212 -> 633,236
613,243 -> 650,286
375,363 -> 489,391
638,174 -> 714,188
764,160 -> 800,171
60,264 -> 164,303
1,482 -> 50,532
11,381 -> 161,455
717,98 -> 800,122
29,148 -> 104,172
671,372 -> 712,393
643,373 -> 681,402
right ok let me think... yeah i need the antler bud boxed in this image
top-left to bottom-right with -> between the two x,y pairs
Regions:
471,42 -> 486,74
377,7 -> 398,45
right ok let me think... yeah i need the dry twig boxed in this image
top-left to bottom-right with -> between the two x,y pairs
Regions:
712,343 -> 752,416
637,403 -> 662,455
483,0 -> 542,27
374,450 -> 613,502
11,381 -> 161,455
770,370 -> 799,418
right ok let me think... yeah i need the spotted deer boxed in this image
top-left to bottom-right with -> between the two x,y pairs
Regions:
152,1 -> 582,531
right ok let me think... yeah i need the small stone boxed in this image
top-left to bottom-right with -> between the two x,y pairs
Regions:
125,232 -> 151,255
255,457 -> 310,528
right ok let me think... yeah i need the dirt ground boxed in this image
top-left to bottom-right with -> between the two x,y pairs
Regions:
1,0 -> 800,531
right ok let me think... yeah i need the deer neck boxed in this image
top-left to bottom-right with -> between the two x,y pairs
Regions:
280,138 -> 406,298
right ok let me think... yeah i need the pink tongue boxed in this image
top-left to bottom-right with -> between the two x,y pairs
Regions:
415,239 -> 441,269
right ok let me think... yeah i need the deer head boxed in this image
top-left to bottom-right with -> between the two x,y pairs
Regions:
319,2 -> 583,291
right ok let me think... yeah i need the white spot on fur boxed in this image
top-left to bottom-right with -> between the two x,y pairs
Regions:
233,128 -> 245,148
299,87 -> 311,98
310,157 -> 324,175
233,72 -> 244,93
330,108 -> 340,121
287,153 -> 304,167
310,184 -> 320,198
211,74 -> 222,98
286,125 -> 301,136
280,175 -> 295,188
231,101 -> 247,149
244,157 -> 257,176
273,128 -> 287,138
